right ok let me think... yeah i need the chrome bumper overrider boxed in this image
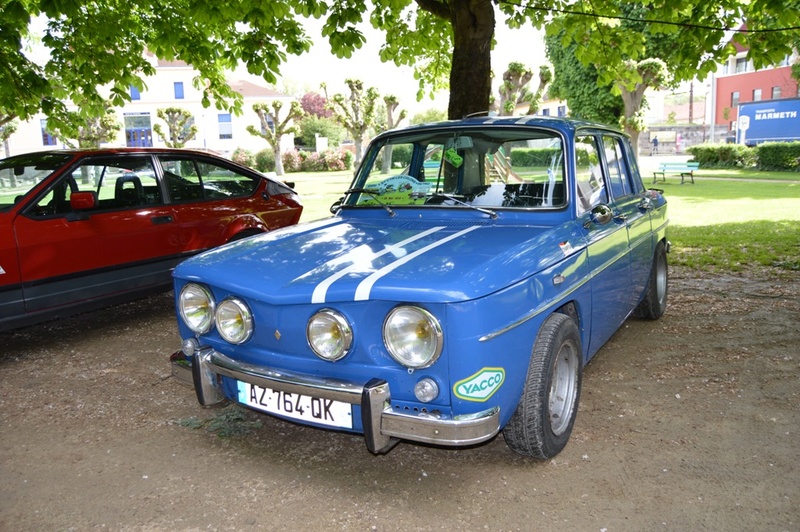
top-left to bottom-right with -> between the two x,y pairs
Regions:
170,348 -> 500,454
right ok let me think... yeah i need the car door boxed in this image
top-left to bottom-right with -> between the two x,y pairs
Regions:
158,154 -> 264,248
575,133 -> 632,354
13,154 -> 180,312
600,134 -> 653,310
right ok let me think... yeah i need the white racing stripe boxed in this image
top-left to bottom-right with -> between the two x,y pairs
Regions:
311,226 -> 445,304
354,226 -> 481,301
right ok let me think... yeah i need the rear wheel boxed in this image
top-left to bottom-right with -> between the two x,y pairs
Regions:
503,313 -> 582,459
634,241 -> 668,319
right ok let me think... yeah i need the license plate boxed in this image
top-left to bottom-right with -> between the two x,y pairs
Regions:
237,381 -> 353,429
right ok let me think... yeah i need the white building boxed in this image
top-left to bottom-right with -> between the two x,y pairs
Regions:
5,55 -> 297,158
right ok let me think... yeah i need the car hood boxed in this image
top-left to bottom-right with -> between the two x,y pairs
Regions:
175,215 -> 585,304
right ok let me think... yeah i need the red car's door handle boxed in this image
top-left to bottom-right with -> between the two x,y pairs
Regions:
151,215 -> 173,225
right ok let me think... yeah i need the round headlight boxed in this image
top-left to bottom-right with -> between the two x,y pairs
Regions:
179,283 -> 215,334
383,306 -> 442,369
307,309 -> 352,361
215,298 -> 253,344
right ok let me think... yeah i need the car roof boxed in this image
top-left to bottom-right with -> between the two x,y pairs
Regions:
7,147 -> 227,158
375,115 -> 625,141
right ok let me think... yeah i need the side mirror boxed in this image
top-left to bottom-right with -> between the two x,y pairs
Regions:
70,191 -> 97,211
589,204 -> 613,225
330,197 -> 344,214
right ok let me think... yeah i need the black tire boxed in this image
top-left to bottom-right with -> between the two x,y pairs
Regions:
503,313 -> 583,459
634,241 -> 668,320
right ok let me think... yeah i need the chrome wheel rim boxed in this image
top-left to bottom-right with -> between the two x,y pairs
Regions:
549,341 -> 580,436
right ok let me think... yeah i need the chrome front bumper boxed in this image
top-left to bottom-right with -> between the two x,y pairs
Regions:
170,347 -> 501,454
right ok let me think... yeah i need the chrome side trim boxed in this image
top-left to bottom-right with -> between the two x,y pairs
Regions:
182,348 -> 501,451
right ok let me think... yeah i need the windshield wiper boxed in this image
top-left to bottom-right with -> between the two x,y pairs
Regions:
345,188 -> 395,217
428,193 -> 498,219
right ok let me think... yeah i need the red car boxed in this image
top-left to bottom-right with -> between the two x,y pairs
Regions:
0,148 -> 303,331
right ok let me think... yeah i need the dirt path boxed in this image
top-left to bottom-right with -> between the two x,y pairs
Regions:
1,266 -> 798,531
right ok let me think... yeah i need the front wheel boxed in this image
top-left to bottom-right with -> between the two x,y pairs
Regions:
503,313 -> 583,459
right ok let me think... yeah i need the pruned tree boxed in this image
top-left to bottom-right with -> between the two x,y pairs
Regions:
246,100 -> 305,176
323,80 -> 381,165
616,59 -> 671,150
45,106 -> 121,150
153,107 -> 197,148
380,95 -> 408,173
1,118 -> 18,158
526,66 -> 553,115
496,62 -> 533,116
493,62 -> 553,116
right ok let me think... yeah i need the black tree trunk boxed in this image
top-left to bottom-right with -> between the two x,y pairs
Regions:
447,0 -> 495,119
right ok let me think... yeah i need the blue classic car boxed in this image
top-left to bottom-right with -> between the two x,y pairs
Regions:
170,116 -> 668,459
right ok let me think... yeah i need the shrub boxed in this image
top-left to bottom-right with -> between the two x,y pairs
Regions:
282,150 -> 303,173
281,149 -> 354,173
509,148 -> 562,167
232,148 -> 255,168
297,116 -> 345,148
300,151 -> 326,172
756,142 -> 800,171
685,143 -> 757,168
323,150 -> 348,171
390,144 -> 413,167
254,148 -> 276,172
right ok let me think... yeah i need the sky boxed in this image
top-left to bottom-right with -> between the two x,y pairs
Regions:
269,13 -> 548,117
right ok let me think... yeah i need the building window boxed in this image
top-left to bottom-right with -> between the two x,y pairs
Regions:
218,113 -> 233,139
260,114 -> 275,135
731,91 -> 739,108
735,58 -> 748,73
772,86 -> 782,99
753,88 -> 762,101
130,85 -> 141,100
174,82 -> 184,100
40,119 -> 56,146
557,105 -> 566,117
541,108 -> 550,116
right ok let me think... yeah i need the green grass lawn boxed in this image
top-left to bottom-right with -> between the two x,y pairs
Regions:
655,177 -> 800,272
287,167 -> 800,273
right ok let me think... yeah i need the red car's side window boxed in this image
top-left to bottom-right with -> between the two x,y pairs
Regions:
31,156 -> 162,215
160,156 -> 258,202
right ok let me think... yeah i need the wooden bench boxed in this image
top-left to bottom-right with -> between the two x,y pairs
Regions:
653,162 -> 699,184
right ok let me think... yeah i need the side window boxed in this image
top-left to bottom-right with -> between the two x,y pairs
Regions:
574,135 -> 607,214
160,157 -> 258,202
29,156 -> 161,216
602,135 -> 633,200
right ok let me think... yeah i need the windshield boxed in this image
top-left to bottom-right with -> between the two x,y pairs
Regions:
346,127 -> 566,211
0,153 -> 73,212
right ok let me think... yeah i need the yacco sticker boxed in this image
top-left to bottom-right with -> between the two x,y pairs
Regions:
453,367 -> 505,402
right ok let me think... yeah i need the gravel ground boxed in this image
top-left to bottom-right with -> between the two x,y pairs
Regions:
1,266 -> 798,531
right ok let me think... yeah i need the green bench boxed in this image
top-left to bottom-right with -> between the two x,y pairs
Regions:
653,162 -> 699,184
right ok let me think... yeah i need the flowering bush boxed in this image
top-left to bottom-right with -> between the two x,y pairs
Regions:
282,150 -> 303,173
281,149 -> 353,172
232,148 -> 255,168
